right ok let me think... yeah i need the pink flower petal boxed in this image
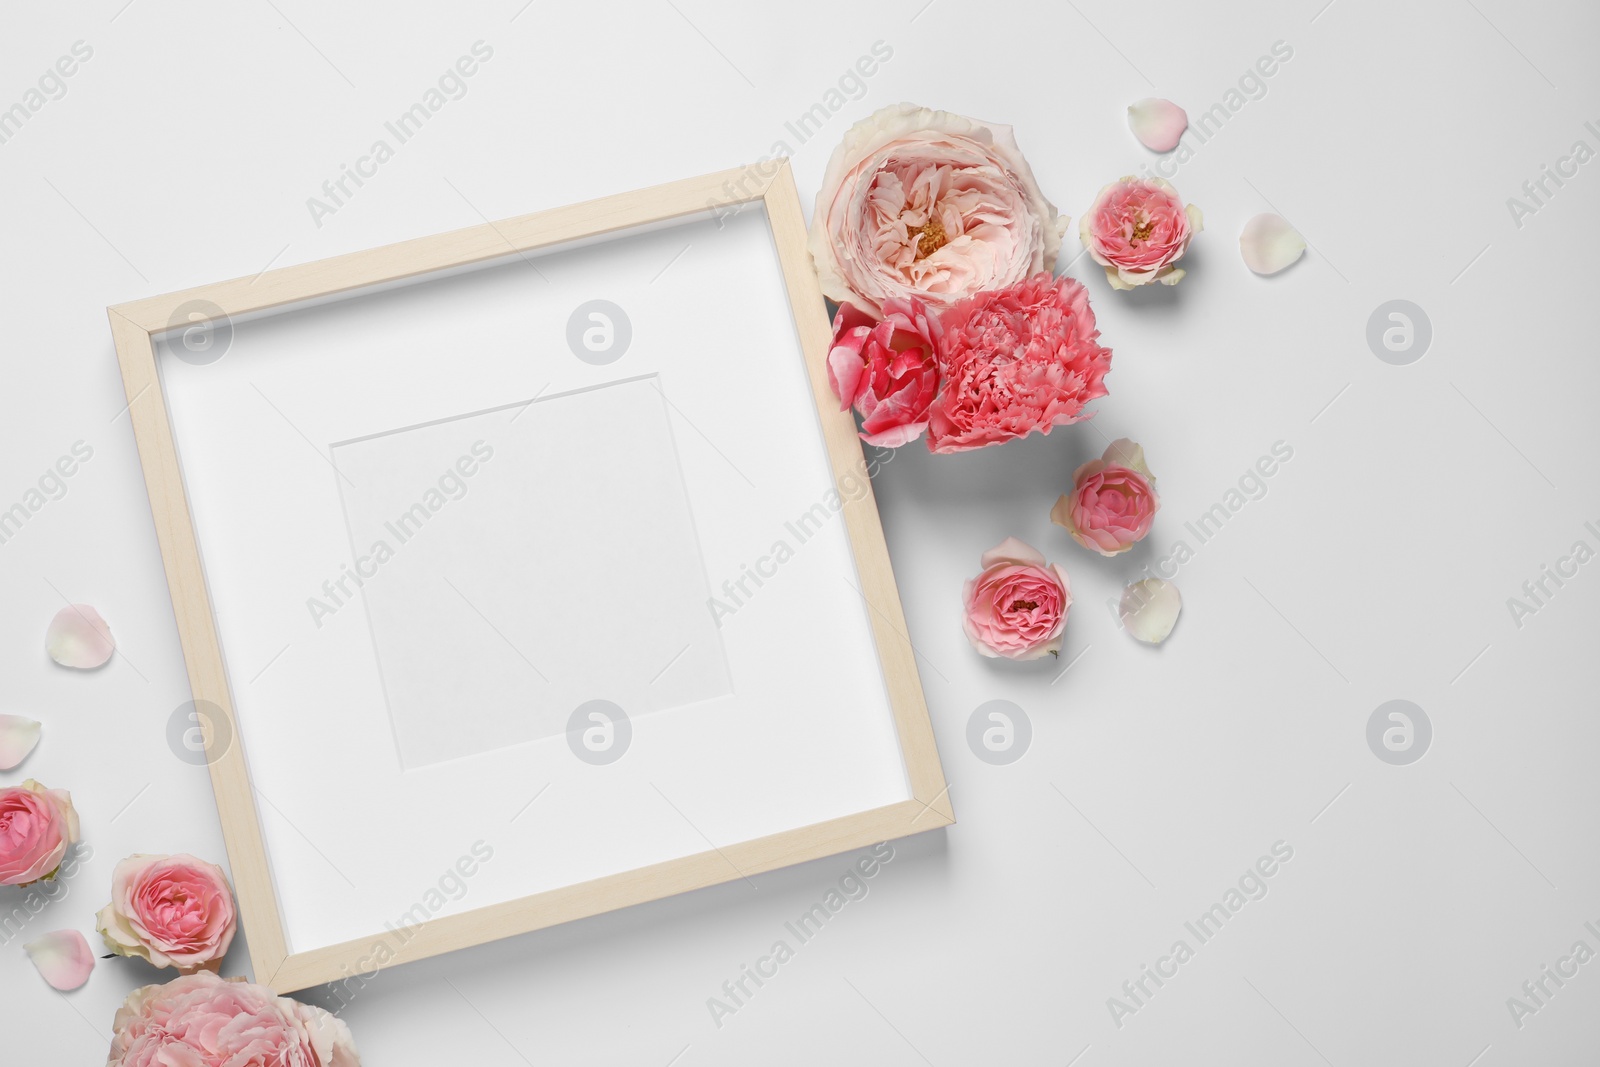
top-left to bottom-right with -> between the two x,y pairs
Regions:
1128,98 -> 1188,152
1239,213 -> 1306,275
46,605 -> 115,669
25,930 -> 95,991
1119,579 -> 1182,644
980,536 -> 1048,570
1101,438 -> 1153,481
0,714 -> 42,770
827,343 -> 865,410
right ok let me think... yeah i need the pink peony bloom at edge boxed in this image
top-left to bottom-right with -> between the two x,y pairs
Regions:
108,970 -> 360,1067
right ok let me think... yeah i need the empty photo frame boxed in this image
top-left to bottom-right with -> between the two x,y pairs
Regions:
107,161 -> 952,993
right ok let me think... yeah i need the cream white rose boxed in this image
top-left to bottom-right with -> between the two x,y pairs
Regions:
808,102 -> 1066,318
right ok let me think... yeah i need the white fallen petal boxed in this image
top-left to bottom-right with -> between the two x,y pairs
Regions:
1240,213 -> 1306,275
1120,579 -> 1182,644
24,930 -> 95,991
46,605 -> 115,669
0,714 -> 41,770
1128,98 -> 1188,152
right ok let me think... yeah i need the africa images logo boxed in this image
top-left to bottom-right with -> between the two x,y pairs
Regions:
1105,841 -> 1295,1029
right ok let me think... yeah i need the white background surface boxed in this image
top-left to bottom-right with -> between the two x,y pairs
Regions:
1,0 -> 1597,1064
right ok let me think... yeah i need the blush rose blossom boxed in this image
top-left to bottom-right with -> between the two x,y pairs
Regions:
962,537 -> 1072,660
98,853 -> 238,973
926,272 -> 1113,454
108,970 -> 360,1067
809,102 -> 1068,318
827,298 -> 942,447
0,779 -> 79,886
1050,439 -> 1160,555
1080,176 -> 1203,289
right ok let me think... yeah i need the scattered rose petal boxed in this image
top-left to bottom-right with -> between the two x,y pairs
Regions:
1119,579 -> 1182,644
1128,98 -> 1188,152
0,715 -> 42,770
25,930 -> 95,991
46,605 -> 115,669
1239,213 -> 1306,275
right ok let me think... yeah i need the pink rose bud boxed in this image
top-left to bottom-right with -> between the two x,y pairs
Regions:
1079,176 -> 1203,289
826,298 -> 942,448
961,538 -> 1072,660
97,854 -> 238,973
108,970 -> 360,1067
1051,439 -> 1160,556
0,779 -> 80,886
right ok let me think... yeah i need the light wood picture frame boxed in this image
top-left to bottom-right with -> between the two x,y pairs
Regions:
106,160 -> 953,995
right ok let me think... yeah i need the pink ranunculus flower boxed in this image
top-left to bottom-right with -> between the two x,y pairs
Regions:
1080,176 -> 1203,289
108,971 -> 360,1067
962,537 -> 1072,660
827,298 -> 942,447
926,272 -> 1113,454
1051,438 -> 1160,555
97,853 -> 238,973
809,102 -> 1067,319
0,779 -> 79,886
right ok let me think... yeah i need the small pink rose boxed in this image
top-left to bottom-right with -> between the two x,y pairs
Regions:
827,298 -> 942,448
0,779 -> 80,886
961,537 -> 1072,660
97,853 -> 238,973
927,272 -> 1113,454
1079,176 -> 1203,289
108,970 -> 360,1067
1050,439 -> 1160,555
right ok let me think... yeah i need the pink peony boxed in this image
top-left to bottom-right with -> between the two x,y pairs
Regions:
98,853 -> 238,973
0,779 -> 79,886
827,298 -> 942,447
108,971 -> 360,1067
961,538 -> 1072,660
809,102 -> 1067,318
1051,439 -> 1160,555
926,272 -> 1112,454
1079,176 -> 1203,289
